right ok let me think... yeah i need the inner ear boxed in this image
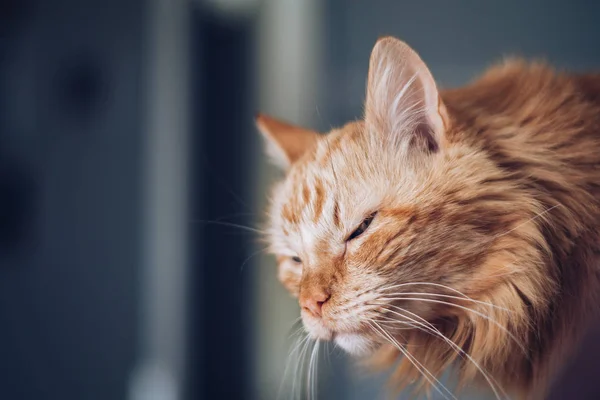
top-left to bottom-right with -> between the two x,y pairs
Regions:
412,123 -> 439,153
365,37 -> 449,152
255,113 -> 319,170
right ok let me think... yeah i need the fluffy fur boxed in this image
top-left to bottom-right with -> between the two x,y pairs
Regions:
256,37 -> 600,399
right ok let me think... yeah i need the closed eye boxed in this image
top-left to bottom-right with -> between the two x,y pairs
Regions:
347,212 -> 377,241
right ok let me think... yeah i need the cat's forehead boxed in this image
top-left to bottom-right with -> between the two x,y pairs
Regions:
271,121 -> 388,232
282,123 -> 364,198
292,121 -> 365,180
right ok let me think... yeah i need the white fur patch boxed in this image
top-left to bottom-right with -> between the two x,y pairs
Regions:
334,333 -> 375,356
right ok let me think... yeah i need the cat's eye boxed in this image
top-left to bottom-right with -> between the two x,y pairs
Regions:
347,212 -> 377,241
291,256 -> 302,263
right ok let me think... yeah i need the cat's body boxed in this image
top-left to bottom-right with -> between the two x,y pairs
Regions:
441,64 -> 600,397
257,38 -> 600,399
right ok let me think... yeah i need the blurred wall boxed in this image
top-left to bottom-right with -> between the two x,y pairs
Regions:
0,0 -> 144,399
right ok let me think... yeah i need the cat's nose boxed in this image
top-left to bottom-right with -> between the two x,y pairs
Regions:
300,290 -> 330,318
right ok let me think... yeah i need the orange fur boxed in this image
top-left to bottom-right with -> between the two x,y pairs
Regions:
257,37 -> 600,399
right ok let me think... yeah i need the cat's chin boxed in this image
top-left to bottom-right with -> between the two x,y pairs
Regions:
334,333 -> 375,357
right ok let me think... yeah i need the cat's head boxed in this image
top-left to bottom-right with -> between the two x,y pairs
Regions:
257,37 -> 549,387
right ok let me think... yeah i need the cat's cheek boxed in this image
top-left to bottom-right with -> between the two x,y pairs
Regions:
277,261 -> 302,297
334,333 -> 376,357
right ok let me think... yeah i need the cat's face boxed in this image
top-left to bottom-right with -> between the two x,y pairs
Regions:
257,38 -> 542,363
262,119 -> 508,356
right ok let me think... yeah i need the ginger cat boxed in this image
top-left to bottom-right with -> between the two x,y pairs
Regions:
256,36 -> 600,399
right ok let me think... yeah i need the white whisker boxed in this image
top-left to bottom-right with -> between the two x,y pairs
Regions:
239,246 -> 269,271
381,291 -> 513,313
307,340 -> 320,400
381,304 -> 508,400
380,282 -> 480,302
294,336 -> 312,400
377,296 -> 529,359
278,332 -> 308,400
367,320 -> 456,400
493,204 -> 561,239
191,219 -> 268,235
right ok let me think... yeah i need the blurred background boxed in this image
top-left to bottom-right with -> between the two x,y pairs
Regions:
1,0 -> 600,399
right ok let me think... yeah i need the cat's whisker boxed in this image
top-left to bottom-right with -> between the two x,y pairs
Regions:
288,334 -> 309,400
468,266 -> 518,280
278,332 -> 310,400
366,320 -> 456,400
296,336 -> 313,400
378,290 -> 513,313
333,300 -> 383,318
371,313 -> 435,346
379,304 -> 508,400
239,246 -> 270,271
315,342 -> 321,400
374,317 -> 418,331
307,341 -> 314,400
366,320 -> 437,392
306,340 -> 320,400
210,212 -> 258,222
305,340 -> 314,400
373,312 -> 425,329
190,219 -> 268,236
287,317 -> 304,340
294,335 -> 312,391
377,296 -> 529,359
493,204 -> 561,239
379,282 -> 479,303
199,148 -> 254,211
325,340 -> 332,369
290,331 -> 310,356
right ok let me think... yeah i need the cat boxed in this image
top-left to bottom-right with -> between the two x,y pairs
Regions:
255,36 -> 600,399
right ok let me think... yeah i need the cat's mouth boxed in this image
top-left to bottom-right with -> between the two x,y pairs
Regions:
302,315 -> 378,356
333,332 -> 377,356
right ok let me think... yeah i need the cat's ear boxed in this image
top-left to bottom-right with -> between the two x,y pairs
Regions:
365,37 -> 449,152
255,113 -> 319,169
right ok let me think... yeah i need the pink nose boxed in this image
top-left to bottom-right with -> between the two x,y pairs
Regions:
300,291 -> 330,317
